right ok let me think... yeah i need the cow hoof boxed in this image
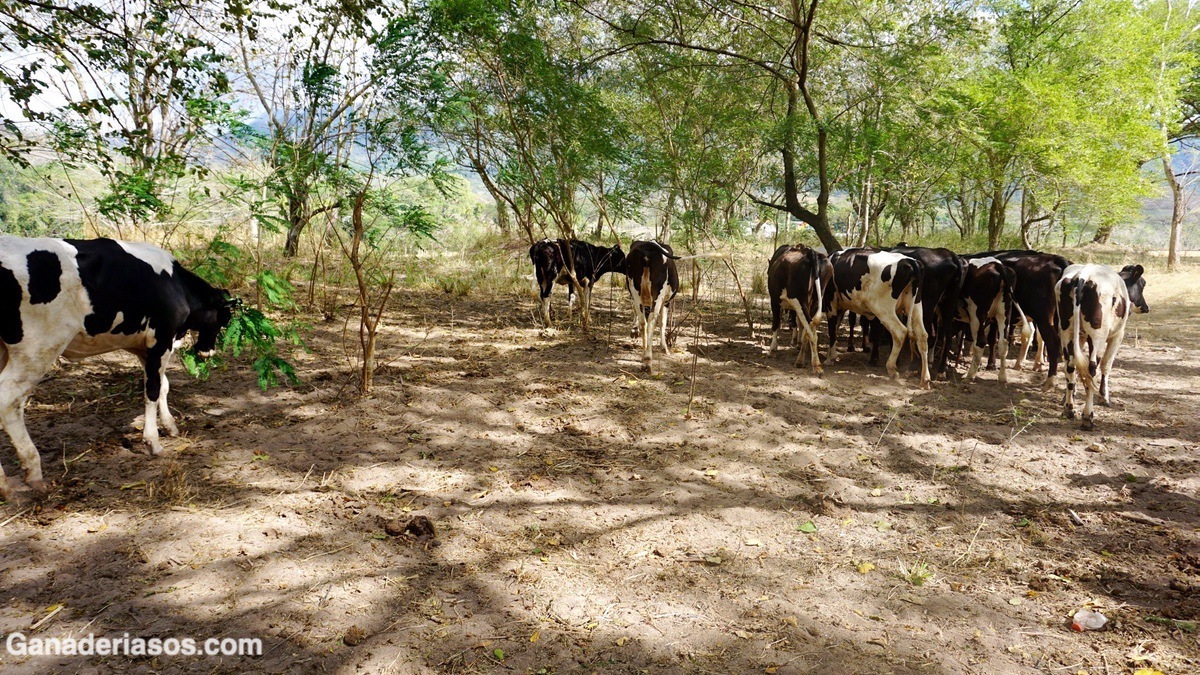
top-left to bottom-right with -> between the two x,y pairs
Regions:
26,479 -> 46,496
147,441 -> 165,456
1080,419 -> 1095,431
164,422 -> 180,437
1041,377 -> 1056,392
1063,409 -> 1075,420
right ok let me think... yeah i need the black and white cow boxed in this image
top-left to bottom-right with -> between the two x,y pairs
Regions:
529,238 -> 625,328
956,257 -> 1015,383
826,248 -> 931,388
888,245 -> 966,378
1057,264 -> 1148,429
767,244 -> 831,374
0,236 -> 235,499
625,240 -> 679,372
970,250 -> 1072,385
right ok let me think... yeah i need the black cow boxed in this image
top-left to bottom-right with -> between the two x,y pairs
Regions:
0,236 -> 235,499
966,250 -> 1073,387
529,238 -> 626,328
767,244 -> 831,374
625,240 -> 679,372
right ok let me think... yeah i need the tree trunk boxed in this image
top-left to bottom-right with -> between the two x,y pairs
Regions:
1164,155 -> 1185,271
1092,221 -> 1113,244
496,200 -> 511,236
987,182 -> 1006,250
284,189 -> 306,257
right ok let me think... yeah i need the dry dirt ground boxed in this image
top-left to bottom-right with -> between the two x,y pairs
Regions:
1,264 -> 1198,675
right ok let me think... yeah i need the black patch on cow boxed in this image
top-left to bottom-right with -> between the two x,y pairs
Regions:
880,265 -> 891,283
25,250 -> 62,304
1080,280 -> 1103,330
832,250 -> 872,298
0,263 -> 23,344
890,259 -> 921,301
66,238 -> 179,338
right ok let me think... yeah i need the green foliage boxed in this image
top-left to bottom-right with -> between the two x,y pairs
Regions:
182,238 -> 305,390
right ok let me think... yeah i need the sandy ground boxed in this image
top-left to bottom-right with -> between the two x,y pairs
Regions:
0,264 -> 1198,674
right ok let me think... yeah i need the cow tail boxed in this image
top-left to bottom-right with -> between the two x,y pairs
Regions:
907,259 -> 924,331
640,266 -> 652,310
1071,278 -> 1094,394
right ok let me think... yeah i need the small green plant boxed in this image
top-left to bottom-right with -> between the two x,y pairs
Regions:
897,559 -> 933,587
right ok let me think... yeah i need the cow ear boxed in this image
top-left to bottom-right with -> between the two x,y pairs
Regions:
1120,264 -> 1144,281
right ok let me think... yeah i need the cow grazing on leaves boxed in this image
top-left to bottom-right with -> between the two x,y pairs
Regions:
0,237 -> 235,500
1057,264 -> 1148,429
826,248 -> 932,388
625,240 -> 679,372
767,244 -> 831,374
529,238 -> 625,328
957,257 -> 1015,383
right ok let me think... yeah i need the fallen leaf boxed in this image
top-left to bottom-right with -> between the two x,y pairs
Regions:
529,630 -> 540,643
870,488 -> 883,497
765,668 -> 780,674
616,637 -> 627,646
745,538 -> 763,547
1008,597 -> 1023,606
782,616 -> 798,627
493,648 -> 505,661
873,521 -> 892,532
735,630 -> 750,639
798,521 -> 817,534
1132,670 -> 1164,675
705,555 -> 723,565
857,562 -> 876,574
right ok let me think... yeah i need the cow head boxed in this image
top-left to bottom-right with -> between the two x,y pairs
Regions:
1119,264 -> 1149,314
192,291 -> 239,358
602,244 -> 626,275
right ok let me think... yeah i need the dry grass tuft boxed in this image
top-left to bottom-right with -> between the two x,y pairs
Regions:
147,460 -> 194,505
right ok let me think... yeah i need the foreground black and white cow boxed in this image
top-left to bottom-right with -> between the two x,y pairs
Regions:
1057,264 -> 1148,429
625,240 -> 679,372
0,236 -> 235,499
529,238 -> 625,328
826,248 -> 931,388
767,244 -> 831,374
957,257 -> 1015,383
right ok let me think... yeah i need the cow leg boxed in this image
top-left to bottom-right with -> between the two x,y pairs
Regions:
965,300 -> 984,382
995,301 -> 1009,385
846,312 -> 857,352
985,322 -> 997,370
826,310 -> 843,364
1039,316 -> 1061,391
0,368 -> 49,497
538,281 -> 553,327
156,351 -> 180,436
658,296 -> 671,356
1033,333 -> 1045,372
877,311 -> 909,382
908,301 -> 931,389
769,294 -> 782,353
141,346 -> 173,455
867,320 -> 881,366
1060,328 -> 1076,420
1097,326 -> 1125,406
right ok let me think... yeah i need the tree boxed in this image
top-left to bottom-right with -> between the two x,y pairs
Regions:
1,0 -> 232,234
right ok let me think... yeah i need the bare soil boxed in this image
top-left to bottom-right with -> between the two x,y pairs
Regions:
1,267 -> 1198,674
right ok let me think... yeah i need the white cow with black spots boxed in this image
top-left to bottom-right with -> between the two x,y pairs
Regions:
0,236 -> 235,499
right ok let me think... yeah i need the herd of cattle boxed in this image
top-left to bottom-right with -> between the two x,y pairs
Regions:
0,233 -> 1152,501
529,237 -> 1150,430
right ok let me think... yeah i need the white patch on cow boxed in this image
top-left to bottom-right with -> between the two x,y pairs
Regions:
968,256 -> 1000,268
110,311 -> 124,331
117,240 -> 176,276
